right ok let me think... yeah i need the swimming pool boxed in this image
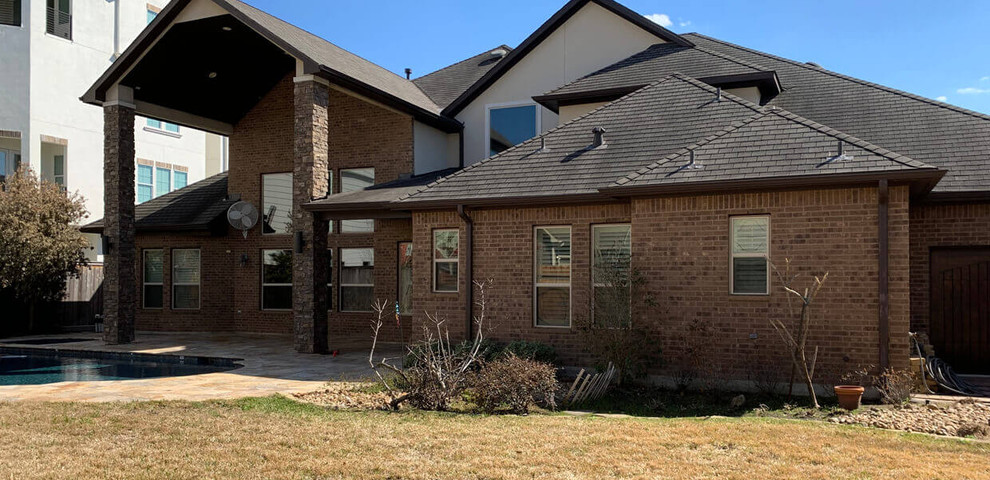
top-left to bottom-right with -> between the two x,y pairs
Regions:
0,349 -> 240,385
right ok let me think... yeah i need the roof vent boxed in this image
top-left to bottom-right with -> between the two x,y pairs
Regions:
805,61 -> 821,68
592,127 -> 606,148
817,140 -> 855,167
716,87 -> 722,102
404,68 -> 412,80
490,48 -> 508,59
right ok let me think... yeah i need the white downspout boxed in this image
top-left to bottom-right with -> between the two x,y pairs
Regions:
111,0 -> 120,60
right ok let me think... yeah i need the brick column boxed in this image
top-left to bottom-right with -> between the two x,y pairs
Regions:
102,103 -> 137,344
292,76 -> 330,354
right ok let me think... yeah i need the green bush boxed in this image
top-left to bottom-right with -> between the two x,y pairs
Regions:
471,355 -> 558,415
501,341 -> 557,364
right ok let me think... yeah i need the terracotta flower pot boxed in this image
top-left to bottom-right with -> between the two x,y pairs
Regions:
834,385 -> 865,411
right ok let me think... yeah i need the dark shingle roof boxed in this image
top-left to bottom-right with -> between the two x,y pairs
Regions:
413,46 -> 512,109
306,168 -> 459,212
81,173 -> 233,233
542,43 -> 773,99
398,74 -> 764,205
611,109 -> 939,190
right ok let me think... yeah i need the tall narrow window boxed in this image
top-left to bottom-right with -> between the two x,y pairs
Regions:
592,225 -> 632,327
534,226 -> 571,327
340,248 -> 374,312
0,151 -> 7,183
325,249 -> 333,311
172,249 -> 200,310
262,173 -> 292,235
730,215 -> 770,295
0,0 -> 21,26
53,155 -> 65,190
432,229 -> 458,292
398,242 -> 413,314
46,0 -> 71,40
155,166 -> 170,197
340,168 -> 374,233
488,104 -> 538,156
174,170 -> 188,190
262,250 -> 292,310
137,164 -> 153,203
143,249 -> 164,309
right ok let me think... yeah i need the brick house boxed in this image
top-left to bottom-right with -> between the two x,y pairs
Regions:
82,0 -> 990,383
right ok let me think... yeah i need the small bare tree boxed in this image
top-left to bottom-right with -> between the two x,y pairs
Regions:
770,259 -> 829,409
368,278 -> 493,411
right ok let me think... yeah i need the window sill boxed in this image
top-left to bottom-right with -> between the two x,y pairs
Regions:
262,308 -> 292,312
533,324 -> 572,329
143,126 -> 182,139
44,32 -> 73,43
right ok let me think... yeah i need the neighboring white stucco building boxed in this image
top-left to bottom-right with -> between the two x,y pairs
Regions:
0,0 -> 225,262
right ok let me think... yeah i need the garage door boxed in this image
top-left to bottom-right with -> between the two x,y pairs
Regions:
930,248 -> 990,374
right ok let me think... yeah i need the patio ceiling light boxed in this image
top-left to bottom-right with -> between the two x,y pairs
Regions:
208,72 -> 218,79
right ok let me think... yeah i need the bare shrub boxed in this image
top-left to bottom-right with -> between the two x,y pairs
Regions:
770,259 -> 830,409
875,367 -> 914,405
957,422 -> 989,439
368,279 -> 494,411
471,355 -> 558,415
747,360 -> 785,396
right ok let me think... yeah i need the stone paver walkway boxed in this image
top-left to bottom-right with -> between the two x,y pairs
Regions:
0,332 -> 403,402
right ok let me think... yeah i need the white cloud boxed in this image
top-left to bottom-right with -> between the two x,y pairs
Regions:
936,96 -> 948,102
644,13 -> 673,27
981,76 -> 990,82
957,87 -> 990,95
679,20 -> 692,27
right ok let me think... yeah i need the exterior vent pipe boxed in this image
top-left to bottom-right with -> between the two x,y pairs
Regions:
716,87 -> 722,102
592,127 -> 606,148
404,68 -> 412,80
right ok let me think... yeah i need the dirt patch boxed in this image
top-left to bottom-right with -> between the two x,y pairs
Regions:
292,382 -> 392,410
830,401 -> 990,438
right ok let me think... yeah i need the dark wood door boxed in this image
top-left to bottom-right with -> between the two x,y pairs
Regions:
930,248 -> 990,374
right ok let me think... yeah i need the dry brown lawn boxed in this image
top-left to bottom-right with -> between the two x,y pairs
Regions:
0,396 -> 987,479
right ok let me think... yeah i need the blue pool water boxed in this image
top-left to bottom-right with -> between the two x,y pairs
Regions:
0,354 -> 237,385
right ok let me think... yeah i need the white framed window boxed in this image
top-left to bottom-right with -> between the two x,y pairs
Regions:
340,168 -> 374,233
262,173 -> 292,235
0,149 -> 19,182
172,249 -> 200,310
142,249 -> 163,309
174,170 -> 187,189
340,248 -> 374,312
432,229 -> 458,292
45,0 -> 71,40
398,242 -> 413,314
0,0 -> 22,27
137,164 -> 153,203
53,154 -> 65,190
155,166 -> 171,197
592,224 -> 632,327
486,101 -> 540,157
262,249 -> 293,310
534,226 -> 571,327
137,163 -> 186,203
730,215 -> 770,295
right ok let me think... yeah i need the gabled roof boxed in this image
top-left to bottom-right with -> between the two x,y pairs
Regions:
83,0 -> 456,130
81,173 -> 234,234
398,74 -> 763,206
440,0 -> 692,117
536,42 -> 778,110
413,46 -> 513,109
608,109 -> 942,194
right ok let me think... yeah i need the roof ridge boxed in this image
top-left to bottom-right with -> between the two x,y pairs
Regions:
414,45 -> 513,82
690,43 -> 776,77
614,110 -> 770,186
684,32 -> 990,123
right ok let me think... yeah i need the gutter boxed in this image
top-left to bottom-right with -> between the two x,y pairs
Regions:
457,205 -> 474,341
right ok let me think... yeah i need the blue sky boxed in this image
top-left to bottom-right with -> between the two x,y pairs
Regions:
243,0 -> 990,115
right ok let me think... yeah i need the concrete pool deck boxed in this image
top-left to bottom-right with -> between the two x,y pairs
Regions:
0,332 -> 404,402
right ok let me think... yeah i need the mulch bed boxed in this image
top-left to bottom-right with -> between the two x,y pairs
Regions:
830,400 -> 990,438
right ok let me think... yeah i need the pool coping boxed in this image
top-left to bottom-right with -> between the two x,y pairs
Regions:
0,345 -> 243,368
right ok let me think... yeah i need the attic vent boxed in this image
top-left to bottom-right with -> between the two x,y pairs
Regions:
489,48 -> 508,59
592,127 -> 606,148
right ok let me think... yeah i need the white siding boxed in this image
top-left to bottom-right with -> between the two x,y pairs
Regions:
413,120 -> 457,174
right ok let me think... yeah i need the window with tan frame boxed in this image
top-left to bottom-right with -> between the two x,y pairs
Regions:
143,249 -> 163,309
534,226 -> 571,327
432,229 -> 458,292
730,215 -> 770,295
172,249 -> 201,310
592,224 -> 631,327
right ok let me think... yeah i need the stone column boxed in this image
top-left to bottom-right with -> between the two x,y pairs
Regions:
102,96 -> 137,344
292,76 -> 330,354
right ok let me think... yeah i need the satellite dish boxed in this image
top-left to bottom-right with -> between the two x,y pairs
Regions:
227,201 -> 259,238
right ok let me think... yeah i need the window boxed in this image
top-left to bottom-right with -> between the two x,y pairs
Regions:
534,226 -> 571,327
488,104 -> 538,156
432,230 -> 458,292
53,155 -> 65,190
592,225 -> 632,327
398,242 -> 413,314
340,168 -> 374,233
45,0 -> 71,40
730,216 -> 770,295
142,249 -> 163,309
137,164 -> 153,203
262,250 -> 292,310
172,249 -> 200,309
174,171 -> 187,190
146,117 -> 179,134
0,0 -> 21,27
262,173 -> 292,235
155,166 -> 170,197
146,8 -> 157,24
340,248 -> 373,312
327,170 -> 334,233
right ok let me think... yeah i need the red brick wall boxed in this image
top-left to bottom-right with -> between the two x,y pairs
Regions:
909,202 -> 990,333
131,76 -> 416,339
411,186 -> 911,382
